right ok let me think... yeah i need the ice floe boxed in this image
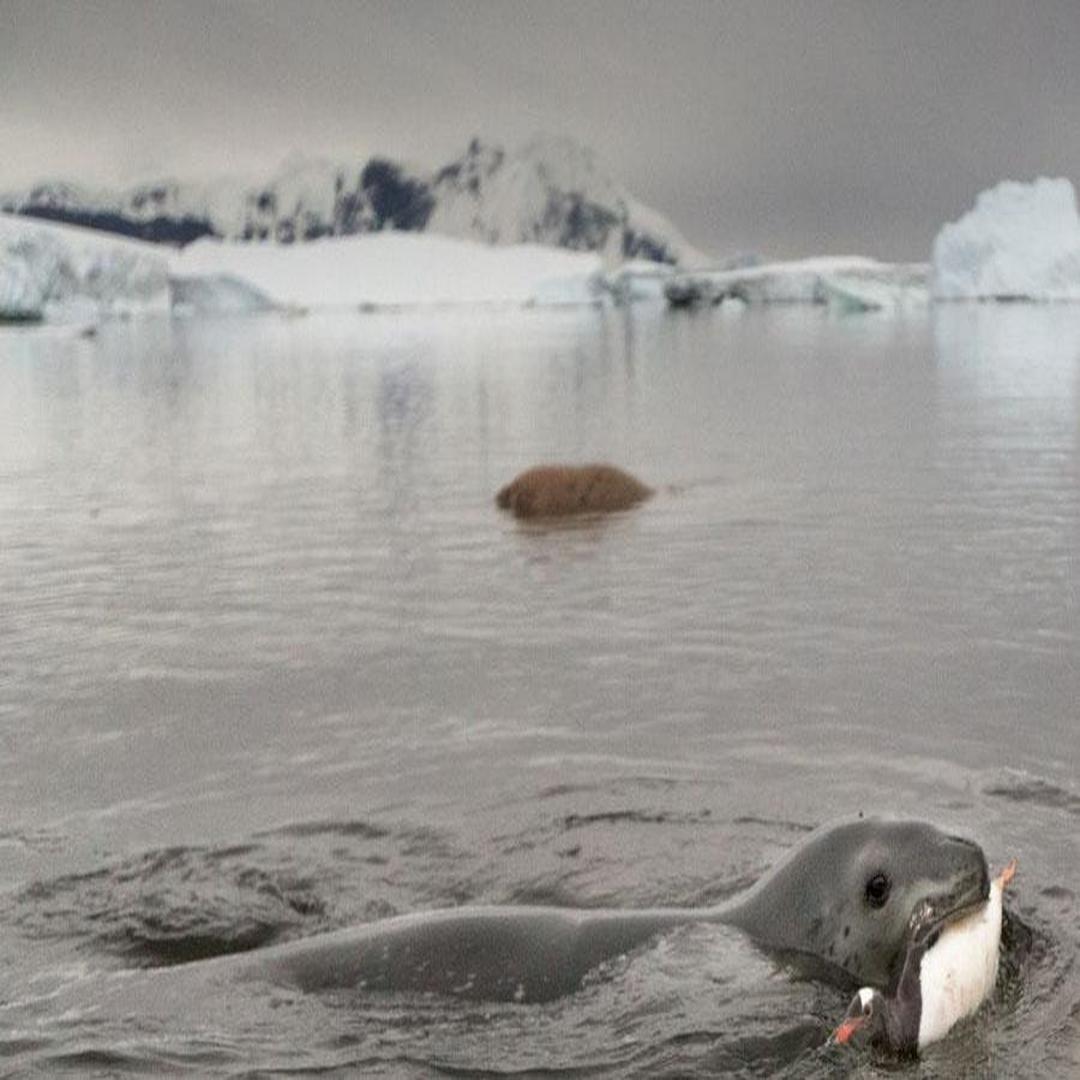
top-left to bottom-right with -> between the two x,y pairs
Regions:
665,256 -> 929,310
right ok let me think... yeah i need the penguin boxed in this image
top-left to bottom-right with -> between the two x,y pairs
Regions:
832,860 -> 1016,1055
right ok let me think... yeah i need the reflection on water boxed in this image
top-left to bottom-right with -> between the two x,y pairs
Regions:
1,303 -> 1078,830
0,303 -> 1078,1076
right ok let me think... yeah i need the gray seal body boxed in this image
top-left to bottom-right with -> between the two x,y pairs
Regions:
242,818 -> 989,1003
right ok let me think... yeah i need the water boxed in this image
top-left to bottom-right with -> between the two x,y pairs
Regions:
0,303 -> 1077,1077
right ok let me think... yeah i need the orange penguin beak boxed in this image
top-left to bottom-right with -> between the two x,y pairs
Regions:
831,1015 -> 866,1045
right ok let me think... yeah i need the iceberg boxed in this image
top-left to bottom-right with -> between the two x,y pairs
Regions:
600,259 -> 677,303
0,250 -> 47,321
1,213 -> 614,315
665,256 -> 929,310
170,231 -> 607,309
932,178 -> 1080,301
169,273 -> 278,316
0,213 -> 170,319
819,266 -> 929,312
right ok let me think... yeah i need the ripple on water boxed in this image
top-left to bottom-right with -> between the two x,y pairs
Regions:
11,843 -> 329,967
2,305 -> 1079,1075
984,773 -> 1080,816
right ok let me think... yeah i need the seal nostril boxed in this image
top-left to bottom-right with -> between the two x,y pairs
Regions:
945,834 -> 978,851
943,835 -> 990,893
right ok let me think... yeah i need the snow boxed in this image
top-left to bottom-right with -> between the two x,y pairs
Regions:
0,214 -> 615,316
428,136 -> 616,247
2,136 -> 704,268
0,213 -> 169,320
170,231 -> 606,309
427,136 -> 708,267
666,256 -> 929,309
124,175 -> 250,237
234,154 -> 346,242
933,177 -> 1080,301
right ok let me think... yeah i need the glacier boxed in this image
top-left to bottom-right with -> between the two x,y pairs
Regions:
932,177 -> 1080,301
1,212 -> 624,317
0,213 -> 169,320
0,213 -> 929,320
170,231 -> 607,310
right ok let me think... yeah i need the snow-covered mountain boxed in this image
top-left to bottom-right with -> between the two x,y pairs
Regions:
0,137 -> 705,266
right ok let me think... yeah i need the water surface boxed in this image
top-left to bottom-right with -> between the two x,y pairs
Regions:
0,303 -> 1077,1076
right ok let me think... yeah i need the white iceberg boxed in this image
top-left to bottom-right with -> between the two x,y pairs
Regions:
600,259 -> 677,303
932,177 -> 1080,301
666,256 -> 929,309
169,273 -> 278,316
0,250 -> 48,320
170,231 -> 606,309
0,213 -> 170,319
819,266 -> 929,312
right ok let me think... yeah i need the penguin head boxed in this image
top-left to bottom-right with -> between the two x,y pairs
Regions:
832,986 -> 887,1047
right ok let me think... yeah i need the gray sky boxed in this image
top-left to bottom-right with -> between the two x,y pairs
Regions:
3,0 -> 1080,259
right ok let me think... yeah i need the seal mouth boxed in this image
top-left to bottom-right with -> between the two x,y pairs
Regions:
908,855 -> 991,937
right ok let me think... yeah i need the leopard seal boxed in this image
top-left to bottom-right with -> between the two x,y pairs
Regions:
241,818 -> 989,1003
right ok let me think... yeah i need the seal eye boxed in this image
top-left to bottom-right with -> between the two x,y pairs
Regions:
865,873 -> 891,908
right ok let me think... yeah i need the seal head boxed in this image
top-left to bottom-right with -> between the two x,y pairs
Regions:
722,817 -> 990,991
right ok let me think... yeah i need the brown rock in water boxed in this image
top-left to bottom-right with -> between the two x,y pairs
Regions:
495,464 -> 653,519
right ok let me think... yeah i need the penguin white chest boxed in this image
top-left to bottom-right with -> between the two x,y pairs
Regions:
916,876 -> 1005,1049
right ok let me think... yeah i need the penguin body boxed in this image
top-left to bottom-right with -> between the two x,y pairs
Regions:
833,861 -> 1015,1055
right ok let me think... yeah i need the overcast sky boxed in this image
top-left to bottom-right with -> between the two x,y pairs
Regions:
3,0 -> 1080,259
